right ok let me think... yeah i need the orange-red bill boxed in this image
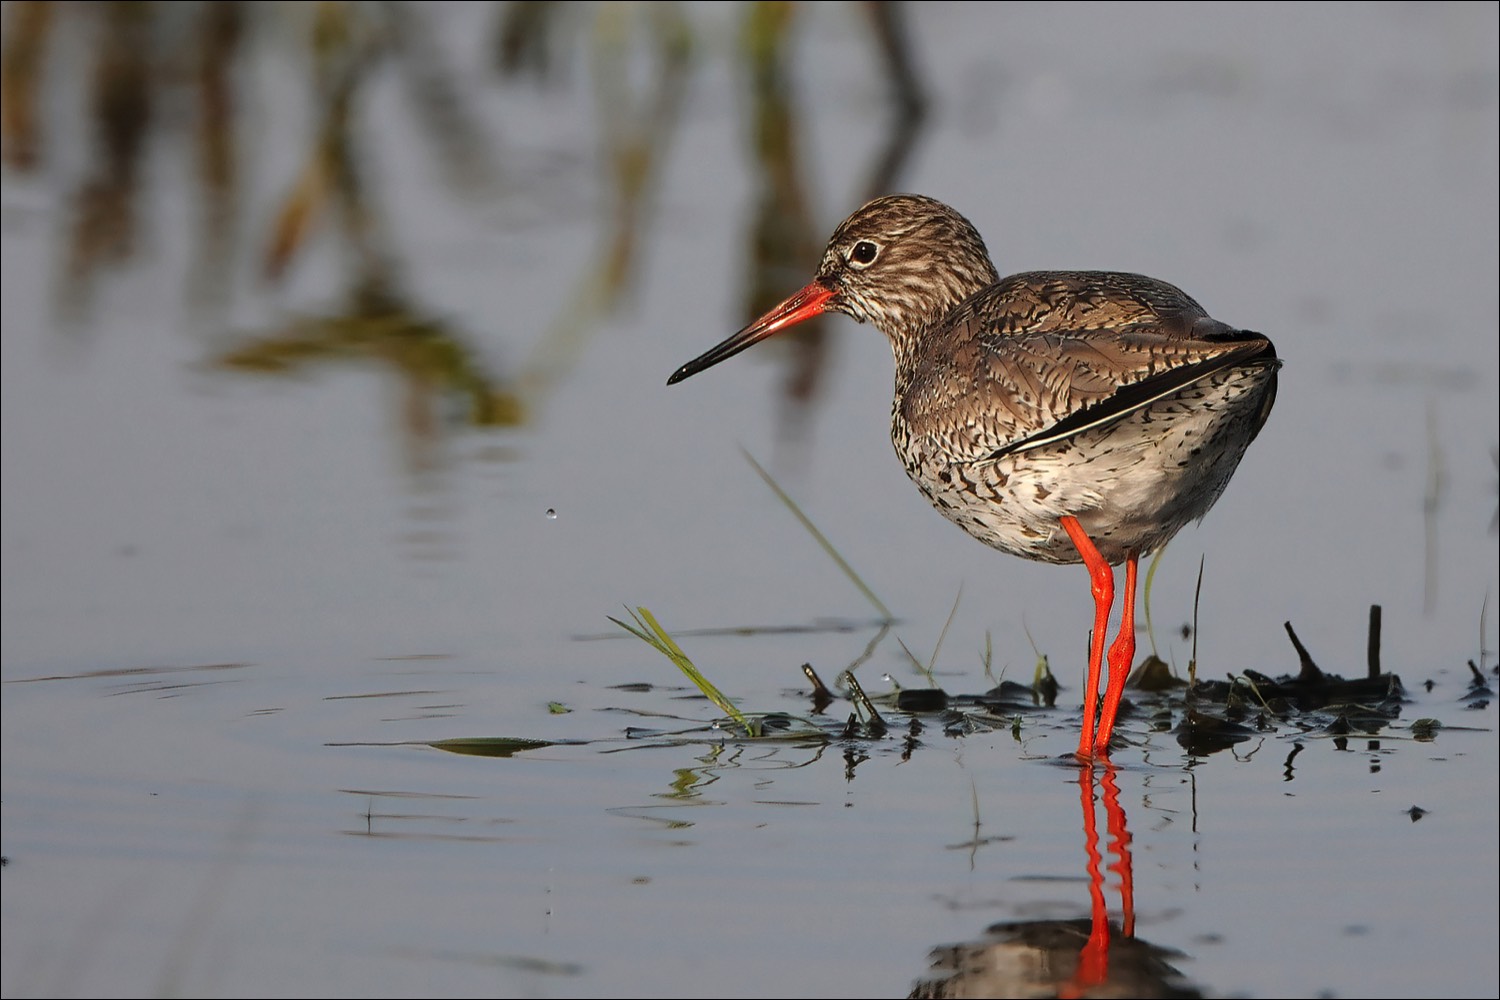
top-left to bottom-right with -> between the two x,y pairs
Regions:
667,282 -> 836,385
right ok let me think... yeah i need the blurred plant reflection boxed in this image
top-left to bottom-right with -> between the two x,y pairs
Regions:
1,1 -> 929,466
262,2 -> 497,283
0,0 -> 53,171
515,1 -> 692,404
742,1 -> 827,448
494,0 -> 571,81
66,2 -> 152,322
216,278 -> 523,475
237,1 -> 519,474
189,2 -> 245,319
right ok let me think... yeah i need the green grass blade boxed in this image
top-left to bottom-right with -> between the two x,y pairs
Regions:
894,634 -> 925,678
927,584 -> 963,676
741,448 -> 893,621
1188,555 -> 1204,688
1144,545 -> 1166,659
611,607 -> 751,732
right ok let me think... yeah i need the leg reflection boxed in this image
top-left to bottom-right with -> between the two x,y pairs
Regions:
1061,763 -> 1136,998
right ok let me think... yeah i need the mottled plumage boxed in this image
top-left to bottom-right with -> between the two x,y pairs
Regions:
668,194 -> 1280,759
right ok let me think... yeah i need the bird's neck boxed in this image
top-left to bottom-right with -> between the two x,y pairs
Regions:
888,325 -> 928,387
879,260 -> 998,385
888,315 -> 963,403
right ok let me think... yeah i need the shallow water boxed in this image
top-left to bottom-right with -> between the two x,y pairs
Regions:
3,4 -> 1497,998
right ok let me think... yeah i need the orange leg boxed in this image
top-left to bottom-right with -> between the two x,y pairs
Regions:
1060,515 -> 1113,759
1093,555 -> 1138,757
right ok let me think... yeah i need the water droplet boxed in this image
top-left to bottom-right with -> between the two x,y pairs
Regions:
545,508 -> 557,519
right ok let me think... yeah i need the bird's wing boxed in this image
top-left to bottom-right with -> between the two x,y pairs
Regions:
897,272 -> 1279,464
967,270 -> 1211,337
982,328 -> 1280,459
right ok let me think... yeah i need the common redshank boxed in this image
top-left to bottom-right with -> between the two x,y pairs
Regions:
668,194 -> 1279,760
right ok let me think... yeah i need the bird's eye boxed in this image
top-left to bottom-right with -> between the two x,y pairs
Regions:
849,240 -> 880,267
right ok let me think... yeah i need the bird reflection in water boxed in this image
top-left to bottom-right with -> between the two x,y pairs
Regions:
909,766 -> 1202,999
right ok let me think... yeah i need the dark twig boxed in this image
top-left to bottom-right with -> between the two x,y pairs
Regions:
1283,620 -> 1324,681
